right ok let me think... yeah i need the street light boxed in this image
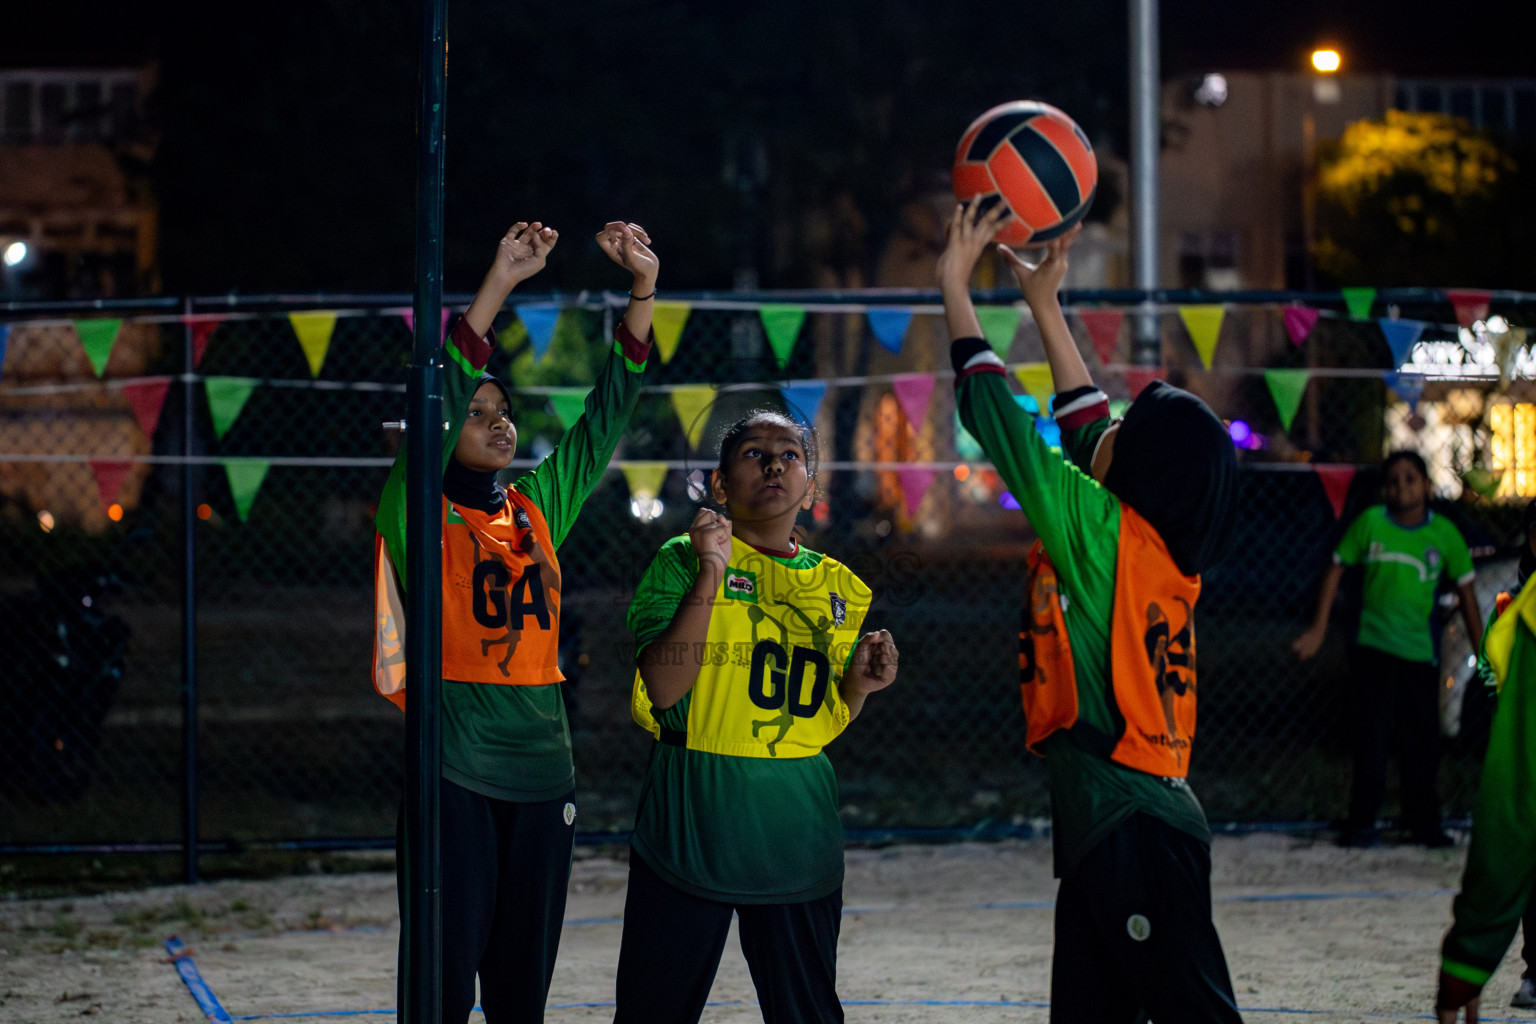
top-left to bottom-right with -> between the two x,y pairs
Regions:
1311,49 -> 1341,73
1302,47 -> 1343,291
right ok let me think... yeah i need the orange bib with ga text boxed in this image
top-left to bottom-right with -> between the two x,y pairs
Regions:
1017,505 -> 1202,777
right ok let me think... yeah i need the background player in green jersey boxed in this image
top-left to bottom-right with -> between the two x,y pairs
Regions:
1293,451 -> 1483,848
937,200 -> 1244,1023
1435,497 -> 1536,1021
373,219 -> 659,1024
616,410 -> 898,1024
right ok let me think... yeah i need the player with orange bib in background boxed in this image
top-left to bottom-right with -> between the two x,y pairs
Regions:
937,199 -> 1244,1022
373,219 -> 658,1024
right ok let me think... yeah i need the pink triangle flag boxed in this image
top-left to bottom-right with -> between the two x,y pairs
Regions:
1076,309 -> 1124,365
401,307 -> 453,339
1315,464 -> 1356,519
1444,289 -> 1492,330
896,467 -> 938,519
123,379 -> 171,439
1283,307 -> 1320,347
891,374 -> 936,433
89,459 -> 134,509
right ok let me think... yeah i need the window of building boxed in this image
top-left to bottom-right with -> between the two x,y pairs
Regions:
1488,400 -> 1536,499
0,71 -> 141,143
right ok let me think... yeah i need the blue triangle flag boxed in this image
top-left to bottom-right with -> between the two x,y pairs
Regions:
1378,318 -> 1426,367
1384,371 -> 1425,411
517,304 -> 562,361
0,323 -> 10,379
866,308 -> 913,353
780,383 -> 828,426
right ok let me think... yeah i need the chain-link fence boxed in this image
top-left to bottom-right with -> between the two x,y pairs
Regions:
1,287 -> 1532,858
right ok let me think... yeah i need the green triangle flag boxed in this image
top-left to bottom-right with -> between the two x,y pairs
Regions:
758,304 -> 806,369
224,460 -> 271,522
1341,287 -> 1376,320
1012,363 -> 1054,414
977,306 -> 1022,357
205,377 -> 259,441
547,389 -> 588,432
651,301 -> 692,364
621,461 -> 669,501
1264,369 -> 1310,433
288,311 -> 338,377
670,384 -> 716,449
75,319 -> 122,377
1178,305 -> 1225,369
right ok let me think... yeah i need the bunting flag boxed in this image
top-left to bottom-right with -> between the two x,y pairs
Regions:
892,374 -> 936,433
1445,289 -> 1492,330
1013,362 -> 1055,414
547,388 -> 588,432
669,384 -> 715,449
0,323 -> 11,376
896,467 -> 938,519
1264,369 -> 1310,433
205,377 -> 259,441
1341,287 -> 1376,320
1123,367 -> 1163,400
400,306 -> 452,340
288,311 -> 338,378
1076,309 -> 1124,365
75,318 -> 122,377
189,317 -> 224,368
621,462 -> 669,501
1462,467 -> 1504,500
781,382 -> 828,426
89,459 -> 133,510
224,460 -> 271,523
1283,306 -> 1320,347
123,379 -> 171,439
866,308 -> 913,353
1384,371 -> 1425,411
1378,318 -> 1426,366
976,306 -> 1022,357
651,301 -> 692,364
1177,305 -> 1224,369
1314,464 -> 1356,519
759,304 -> 807,369
516,304 -> 562,361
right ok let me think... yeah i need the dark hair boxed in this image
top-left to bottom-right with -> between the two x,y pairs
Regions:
1382,450 -> 1429,481
715,409 -> 816,476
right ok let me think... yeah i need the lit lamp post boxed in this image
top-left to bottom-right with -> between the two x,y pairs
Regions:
1302,47 -> 1342,292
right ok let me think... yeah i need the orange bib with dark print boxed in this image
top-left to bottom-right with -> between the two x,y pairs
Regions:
1017,505 -> 1202,777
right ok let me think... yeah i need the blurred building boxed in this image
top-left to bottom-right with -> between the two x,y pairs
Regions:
0,65 -> 158,299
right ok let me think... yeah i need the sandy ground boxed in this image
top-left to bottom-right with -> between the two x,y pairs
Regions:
0,834 -> 1529,1023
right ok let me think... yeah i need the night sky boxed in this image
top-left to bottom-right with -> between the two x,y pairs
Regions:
4,0 -> 1526,294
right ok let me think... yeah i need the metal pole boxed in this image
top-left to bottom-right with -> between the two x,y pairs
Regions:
1129,0 -> 1161,366
180,297 -> 199,884
404,0 -> 447,1020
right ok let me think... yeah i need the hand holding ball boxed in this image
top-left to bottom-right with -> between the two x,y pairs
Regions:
952,101 -> 1098,247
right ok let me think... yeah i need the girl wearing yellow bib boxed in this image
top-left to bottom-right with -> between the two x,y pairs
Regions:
615,411 -> 898,1024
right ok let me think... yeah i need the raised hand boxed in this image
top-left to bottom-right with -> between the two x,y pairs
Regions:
596,221 -> 659,291
846,629 -> 899,696
688,507 -> 733,571
999,223 -> 1082,308
492,221 -> 559,286
936,199 -> 1012,289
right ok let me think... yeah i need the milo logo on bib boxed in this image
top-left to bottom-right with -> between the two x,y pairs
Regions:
723,568 -> 758,603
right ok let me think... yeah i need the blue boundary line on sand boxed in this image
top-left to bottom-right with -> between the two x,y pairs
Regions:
164,936 -> 235,1024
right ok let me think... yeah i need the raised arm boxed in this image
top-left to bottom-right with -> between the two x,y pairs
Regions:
464,221 -> 560,338
999,224 -> 1092,394
637,509 -> 732,711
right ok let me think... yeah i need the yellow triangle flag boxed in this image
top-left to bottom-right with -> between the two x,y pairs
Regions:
1178,305 -> 1224,369
670,385 -> 715,450
651,301 -> 692,364
288,311 -> 338,378
1013,363 -> 1054,414
621,462 -> 669,501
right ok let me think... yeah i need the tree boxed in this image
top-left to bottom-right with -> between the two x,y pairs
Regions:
1314,111 -> 1536,287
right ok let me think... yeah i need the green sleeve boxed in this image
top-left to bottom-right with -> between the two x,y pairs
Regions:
374,317 -> 494,590
1442,597 -> 1536,984
1334,508 -> 1370,565
1059,417 -> 1111,474
955,370 -> 1120,601
513,324 -> 651,548
626,537 -> 699,654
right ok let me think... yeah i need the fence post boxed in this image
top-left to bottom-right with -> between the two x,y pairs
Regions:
180,296 -> 200,884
